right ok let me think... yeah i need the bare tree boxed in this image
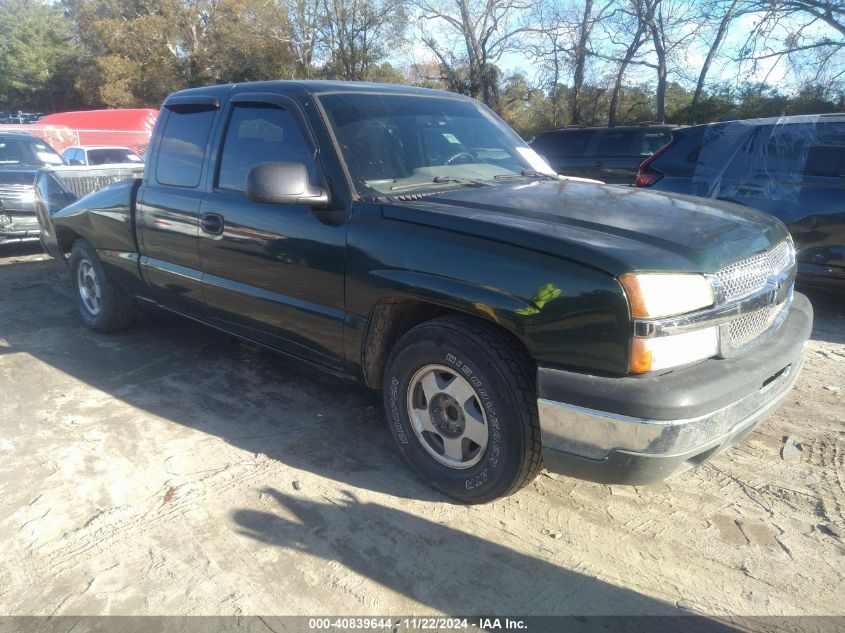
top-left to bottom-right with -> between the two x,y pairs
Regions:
416,0 -> 530,105
523,0 -> 616,124
570,0 -> 618,122
607,17 -> 648,125
320,0 -> 407,80
691,0 -> 742,107
633,0 -> 702,121
738,0 -> 845,89
522,0 -> 566,125
277,0 -> 321,78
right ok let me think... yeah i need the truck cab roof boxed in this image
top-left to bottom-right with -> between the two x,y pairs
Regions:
164,80 -> 472,106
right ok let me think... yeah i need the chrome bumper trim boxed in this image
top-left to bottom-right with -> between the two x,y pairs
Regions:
538,347 -> 805,460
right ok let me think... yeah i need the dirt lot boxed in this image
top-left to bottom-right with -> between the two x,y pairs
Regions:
0,242 -> 843,619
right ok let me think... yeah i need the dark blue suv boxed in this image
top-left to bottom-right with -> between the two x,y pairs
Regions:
635,114 -> 845,288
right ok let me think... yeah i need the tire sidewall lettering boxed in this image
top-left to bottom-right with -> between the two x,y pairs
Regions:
443,352 -> 501,487
388,376 -> 409,445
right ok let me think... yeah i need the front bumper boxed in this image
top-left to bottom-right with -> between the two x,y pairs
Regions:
0,227 -> 40,244
1,209 -> 40,244
537,292 -> 813,484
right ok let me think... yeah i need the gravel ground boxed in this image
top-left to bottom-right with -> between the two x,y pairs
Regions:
0,242 -> 843,619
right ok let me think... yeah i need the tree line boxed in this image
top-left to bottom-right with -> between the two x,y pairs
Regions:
0,0 -> 842,137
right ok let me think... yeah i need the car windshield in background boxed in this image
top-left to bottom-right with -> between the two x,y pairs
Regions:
87,148 -> 143,165
318,93 -> 555,195
0,138 -> 63,166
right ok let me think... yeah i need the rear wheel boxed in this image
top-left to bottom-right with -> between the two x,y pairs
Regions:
383,315 -> 542,503
69,239 -> 136,333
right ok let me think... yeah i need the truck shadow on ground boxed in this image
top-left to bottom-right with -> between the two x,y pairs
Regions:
800,287 -> 845,346
0,241 -> 44,258
231,486 -> 741,623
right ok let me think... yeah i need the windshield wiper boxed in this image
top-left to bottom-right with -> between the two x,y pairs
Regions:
493,170 -> 559,181
389,176 -> 489,192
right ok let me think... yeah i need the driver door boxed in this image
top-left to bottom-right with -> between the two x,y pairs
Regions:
198,93 -> 348,370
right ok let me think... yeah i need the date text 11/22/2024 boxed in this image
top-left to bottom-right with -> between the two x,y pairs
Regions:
307,618 -> 527,630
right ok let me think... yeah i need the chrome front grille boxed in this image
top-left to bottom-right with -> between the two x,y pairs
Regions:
0,184 -> 35,211
727,302 -> 786,349
716,240 -> 795,351
58,172 -> 140,199
716,240 -> 792,303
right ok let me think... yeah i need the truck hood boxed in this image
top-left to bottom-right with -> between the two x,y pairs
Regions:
383,179 -> 789,276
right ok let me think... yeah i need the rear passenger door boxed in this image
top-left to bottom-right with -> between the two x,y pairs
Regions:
589,129 -> 639,183
197,93 -> 347,369
531,130 -> 596,178
136,96 -> 219,314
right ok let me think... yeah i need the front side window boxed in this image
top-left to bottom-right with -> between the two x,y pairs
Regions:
318,93 -> 555,196
155,107 -> 216,188
217,103 -> 313,192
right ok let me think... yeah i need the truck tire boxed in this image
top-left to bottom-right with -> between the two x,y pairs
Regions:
383,314 -> 542,503
69,239 -> 136,333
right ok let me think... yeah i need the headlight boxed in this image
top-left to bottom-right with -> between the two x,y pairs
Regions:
620,272 -> 718,373
619,273 -> 714,318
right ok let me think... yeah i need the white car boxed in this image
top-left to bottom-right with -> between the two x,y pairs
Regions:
62,146 -> 143,167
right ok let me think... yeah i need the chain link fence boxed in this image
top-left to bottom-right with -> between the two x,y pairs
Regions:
0,125 -> 152,156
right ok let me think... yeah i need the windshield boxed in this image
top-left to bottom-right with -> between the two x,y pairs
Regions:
318,93 -> 555,196
0,137 -> 63,166
87,148 -> 143,165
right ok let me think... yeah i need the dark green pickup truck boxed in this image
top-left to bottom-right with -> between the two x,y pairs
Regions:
36,81 -> 812,503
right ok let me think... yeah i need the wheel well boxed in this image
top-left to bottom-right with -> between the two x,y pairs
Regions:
361,298 -> 453,389
360,297 -> 533,390
56,227 -> 82,255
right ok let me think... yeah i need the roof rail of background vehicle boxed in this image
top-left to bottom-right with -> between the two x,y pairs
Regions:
163,80 -> 475,104
706,112 -> 845,126
548,122 -> 678,132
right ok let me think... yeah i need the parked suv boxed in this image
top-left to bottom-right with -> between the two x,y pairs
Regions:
530,124 -> 676,183
634,114 -> 845,287
0,132 -> 64,244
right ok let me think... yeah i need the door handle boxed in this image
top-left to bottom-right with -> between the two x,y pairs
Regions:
200,213 -> 224,235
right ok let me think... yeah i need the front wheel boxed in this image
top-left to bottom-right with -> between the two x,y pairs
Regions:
383,315 -> 542,503
69,239 -> 136,333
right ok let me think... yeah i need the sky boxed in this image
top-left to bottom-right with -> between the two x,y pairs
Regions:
389,4 -> 841,94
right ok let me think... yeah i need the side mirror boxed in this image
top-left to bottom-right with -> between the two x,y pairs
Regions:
67,158 -> 84,166
245,162 -> 330,208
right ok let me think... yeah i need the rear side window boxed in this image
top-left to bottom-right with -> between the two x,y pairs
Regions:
804,146 -> 845,176
532,130 -> 594,158
216,103 -> 313,192
155,107 -> 216,188
596,130 -> 637,156
641,130 -> 672,156
650,127 -> 705,176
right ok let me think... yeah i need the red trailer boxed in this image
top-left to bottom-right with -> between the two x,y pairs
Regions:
35,109 -> 158,155
0,109 -> 159,156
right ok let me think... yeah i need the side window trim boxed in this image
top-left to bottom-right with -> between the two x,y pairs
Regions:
153,104 -> 219,189
204,92 -> 321,194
